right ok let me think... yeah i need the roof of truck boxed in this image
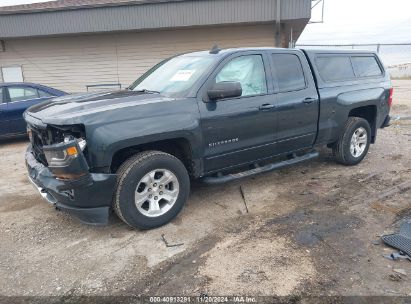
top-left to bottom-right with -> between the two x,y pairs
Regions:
301,48 -> 378,55
184,47 -> 379,58
183,47 -> 302,58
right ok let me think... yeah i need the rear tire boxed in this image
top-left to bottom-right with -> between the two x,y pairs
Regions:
113,151 -> 190,229
333,117 -> 371,166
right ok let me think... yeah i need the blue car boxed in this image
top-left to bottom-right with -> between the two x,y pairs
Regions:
0,82 -> 66,138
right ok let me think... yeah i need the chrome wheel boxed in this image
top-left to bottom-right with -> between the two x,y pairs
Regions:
350,127 -> 367,158
135,169 -> 180,217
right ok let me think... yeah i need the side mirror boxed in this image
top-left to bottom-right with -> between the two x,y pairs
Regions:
207,81 -> 242,101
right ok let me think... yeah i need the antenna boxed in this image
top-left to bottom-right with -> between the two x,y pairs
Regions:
210,44 -> 221,54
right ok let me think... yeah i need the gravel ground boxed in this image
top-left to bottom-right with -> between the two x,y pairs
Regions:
0,80 -> 410,299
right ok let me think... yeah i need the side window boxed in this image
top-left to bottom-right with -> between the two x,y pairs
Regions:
316,56 -> 355,82
351,56 -> 382,77
272,54 -> 306,92
215,55 -> 267,97
0,88 -> 4,104
8,86 -> 39,102
38,89 -> 53,98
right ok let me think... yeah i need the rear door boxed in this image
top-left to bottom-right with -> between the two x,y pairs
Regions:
0,87 -> 9,136
269,50 -> 319,154
6,85 -> 48,134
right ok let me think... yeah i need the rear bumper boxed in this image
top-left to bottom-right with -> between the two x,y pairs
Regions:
25,145 -> 116,225
381,115 -> 391,128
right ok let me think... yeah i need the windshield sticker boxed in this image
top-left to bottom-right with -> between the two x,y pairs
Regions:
171,70 -> 195,82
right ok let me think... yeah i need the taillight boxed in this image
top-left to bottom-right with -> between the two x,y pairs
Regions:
388,88 -> 393,107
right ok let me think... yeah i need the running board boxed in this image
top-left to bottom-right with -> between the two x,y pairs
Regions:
202,151 -> 319,185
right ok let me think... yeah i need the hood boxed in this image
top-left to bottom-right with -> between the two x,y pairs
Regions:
25,90 -> 172,125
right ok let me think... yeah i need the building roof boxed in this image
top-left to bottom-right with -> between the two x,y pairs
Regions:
0,0 -> 311,39
0,0 -> 182,15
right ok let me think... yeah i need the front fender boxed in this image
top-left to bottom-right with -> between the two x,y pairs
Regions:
86,109 -> 202,168
103,120 -> 201,165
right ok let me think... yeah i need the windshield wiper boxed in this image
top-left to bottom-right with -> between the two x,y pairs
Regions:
133,89 -> 161,94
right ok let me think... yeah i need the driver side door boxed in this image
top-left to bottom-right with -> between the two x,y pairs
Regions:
198,52 -> 278,173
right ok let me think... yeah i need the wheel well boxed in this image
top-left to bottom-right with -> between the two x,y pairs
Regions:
110,138 -> 193,175
348,105 -> 377,143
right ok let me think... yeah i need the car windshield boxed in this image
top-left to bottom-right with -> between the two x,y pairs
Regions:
130,55 -> 217,97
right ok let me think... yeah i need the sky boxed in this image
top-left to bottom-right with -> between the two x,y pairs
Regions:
1,0 -> 410,64
298,0 -> 411,65
299,0 -> 411,44
0,0 -> 53,5
297,0 -> 411,66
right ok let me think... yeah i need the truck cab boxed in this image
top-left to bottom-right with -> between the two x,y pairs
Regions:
197,48 -> 320,172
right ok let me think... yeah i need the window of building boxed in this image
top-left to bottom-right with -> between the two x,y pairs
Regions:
272,54 -> 306,91
215,55 -> 267,97
351,56 -> 382,77
1,66 -> 24,82
316,56 -> 355,82
8,86 -> 39,102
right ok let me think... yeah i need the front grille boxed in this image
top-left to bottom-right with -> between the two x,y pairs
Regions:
28,123 -> 87,167
30,128 -> 49,166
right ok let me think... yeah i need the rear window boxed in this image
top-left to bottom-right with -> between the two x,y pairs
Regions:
351,56 -> 382,77
272,54 -> 306,91
38,89 -> 54,98
316,56 -> 355,82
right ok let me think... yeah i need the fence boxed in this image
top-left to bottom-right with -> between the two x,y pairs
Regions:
295,43 -> 411,79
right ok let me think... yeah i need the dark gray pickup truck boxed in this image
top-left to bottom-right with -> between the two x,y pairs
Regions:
24,47 -> 392,229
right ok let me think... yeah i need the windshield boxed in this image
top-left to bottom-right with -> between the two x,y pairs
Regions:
130,55 -> 217,97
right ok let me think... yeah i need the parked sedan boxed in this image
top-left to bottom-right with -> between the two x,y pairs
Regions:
0,83 -> 66,138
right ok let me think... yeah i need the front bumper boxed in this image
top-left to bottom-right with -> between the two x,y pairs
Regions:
25,146 -> 117,225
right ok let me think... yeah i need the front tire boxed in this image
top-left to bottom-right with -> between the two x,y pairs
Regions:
113,151 -> 190,229
332,117 -> 371,166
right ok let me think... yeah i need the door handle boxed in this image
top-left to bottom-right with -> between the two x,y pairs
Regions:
259,104 -> 275,111
302,97 -> 317,104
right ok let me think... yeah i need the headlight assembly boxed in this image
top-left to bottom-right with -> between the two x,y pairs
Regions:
43,140 -> 89,180
44,147 -> 78,167
64,136 -> 87,151
77,138 -> 87,151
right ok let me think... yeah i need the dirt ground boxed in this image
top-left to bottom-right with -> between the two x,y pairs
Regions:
1,80 -> 411,299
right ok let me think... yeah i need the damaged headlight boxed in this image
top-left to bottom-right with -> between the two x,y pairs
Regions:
64,136 -> 87,151
43,139 -> 89,180
44,146 -> 77,167
77,138 -> 87,151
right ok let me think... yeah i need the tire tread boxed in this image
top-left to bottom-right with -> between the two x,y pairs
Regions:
333,117 -> 370,165
112,150 -> 181,229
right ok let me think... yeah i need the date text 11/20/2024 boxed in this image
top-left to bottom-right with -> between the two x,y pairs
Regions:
149,296 -> 258,303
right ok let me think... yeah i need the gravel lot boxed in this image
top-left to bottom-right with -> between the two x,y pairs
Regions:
1,80 -> 411,298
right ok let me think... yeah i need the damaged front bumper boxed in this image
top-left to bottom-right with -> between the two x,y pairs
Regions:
25,145 -> 117,225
